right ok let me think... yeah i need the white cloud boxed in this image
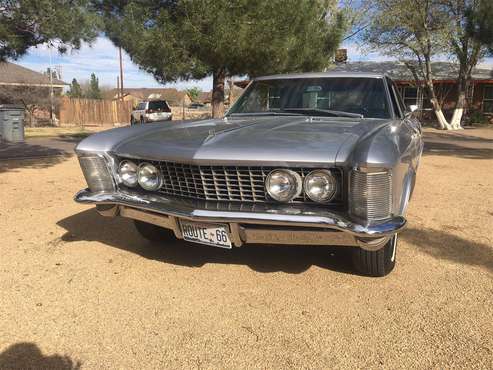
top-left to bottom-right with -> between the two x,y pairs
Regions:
342,41 -> 392,62
16,37 -> 213,90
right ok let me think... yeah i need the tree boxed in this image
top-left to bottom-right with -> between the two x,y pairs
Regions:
67,78 -> 83,98
85,73 -> 102,99
441,0 -> 488,129
0,0 -> 98,61
44,67 -> 60,81
97,0 -> 346,117
0,85 -> 59,126
185,87 -> 202,102
466,0 -> 493,51
363,0 -> 455,129
364,0 -> 491,130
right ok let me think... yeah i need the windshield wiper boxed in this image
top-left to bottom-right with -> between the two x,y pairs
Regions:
280,108 -> 364,119
228,111 -> 303,117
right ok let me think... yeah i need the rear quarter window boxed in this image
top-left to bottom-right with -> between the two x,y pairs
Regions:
148,101 -> 171,112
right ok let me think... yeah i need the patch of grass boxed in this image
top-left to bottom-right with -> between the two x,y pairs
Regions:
25,127 -> 93,139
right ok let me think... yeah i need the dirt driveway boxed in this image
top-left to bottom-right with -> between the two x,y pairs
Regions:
0,128 -> 492,369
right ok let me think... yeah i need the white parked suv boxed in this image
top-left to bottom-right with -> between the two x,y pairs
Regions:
130,100 -> 172,124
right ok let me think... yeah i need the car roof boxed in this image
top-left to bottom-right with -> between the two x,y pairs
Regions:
254,71 -> 387,81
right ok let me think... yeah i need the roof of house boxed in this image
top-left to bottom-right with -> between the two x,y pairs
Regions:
0,62 -> 66,86
330,61 -> 493,81
195,91 -> 212,103
107,88 -> 190,105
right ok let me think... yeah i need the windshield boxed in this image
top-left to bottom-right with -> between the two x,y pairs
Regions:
228,77 -> 391,119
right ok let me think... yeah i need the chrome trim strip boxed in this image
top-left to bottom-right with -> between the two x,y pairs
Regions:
113,206 -> 358,247
75,188 -> 406,238
242,227 -> 356,246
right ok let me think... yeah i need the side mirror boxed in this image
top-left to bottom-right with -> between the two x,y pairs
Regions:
409,105 -> 418,112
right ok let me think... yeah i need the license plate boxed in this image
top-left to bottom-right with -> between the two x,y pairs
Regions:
180,220 -> 232,249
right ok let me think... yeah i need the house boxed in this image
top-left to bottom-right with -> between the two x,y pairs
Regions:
331,61 -> 493,122
0,62 -> 66,125
106,88 -> 192,107
0,62 -> 66,103
195,91 -> 212,105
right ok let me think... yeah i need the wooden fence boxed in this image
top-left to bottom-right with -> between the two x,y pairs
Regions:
59,97 -> 133,126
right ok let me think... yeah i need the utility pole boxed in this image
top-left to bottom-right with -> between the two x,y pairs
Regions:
117,76 -> 120,100
49,47 -> 55,125
119,47 -> 124,101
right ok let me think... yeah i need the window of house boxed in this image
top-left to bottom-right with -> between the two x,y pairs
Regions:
268,87 -> 281,109
483,86 -> 493,113
403,87 -> 418,108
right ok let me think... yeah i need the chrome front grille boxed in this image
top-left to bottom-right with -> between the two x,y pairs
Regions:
350,169 -> 392,220
118,158 -> 343,204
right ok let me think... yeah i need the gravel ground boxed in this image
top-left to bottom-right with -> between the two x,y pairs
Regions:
0,128 -> 492,369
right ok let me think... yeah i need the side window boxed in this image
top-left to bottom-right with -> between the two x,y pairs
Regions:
392,80 -> 407,114
385,78 -> 402,118
483,86 -> 493,113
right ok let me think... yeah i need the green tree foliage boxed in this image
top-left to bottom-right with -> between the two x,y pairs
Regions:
44,67 -> 60,81
440,0 -> 488,128
363,0 -> 489,130
363,0 -> 452,127
185,87 -> 202,102
0,0 -> 99,61
67,78 -> 83,98
85,73 -> 101,99
466,0 -> 493,52
96,0 -> 346,117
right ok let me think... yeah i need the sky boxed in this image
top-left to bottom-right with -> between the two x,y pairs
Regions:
14,36 -> 493,92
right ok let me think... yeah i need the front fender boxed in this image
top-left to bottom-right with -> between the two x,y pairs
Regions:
349,121 -> 417,217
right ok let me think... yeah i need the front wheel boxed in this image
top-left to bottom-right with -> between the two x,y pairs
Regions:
352,234 -> 398,277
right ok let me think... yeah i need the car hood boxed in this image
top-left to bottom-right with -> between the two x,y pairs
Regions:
78,116 -> 393,166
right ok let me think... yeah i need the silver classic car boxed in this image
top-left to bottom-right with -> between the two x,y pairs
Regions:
75,72 -> 423,276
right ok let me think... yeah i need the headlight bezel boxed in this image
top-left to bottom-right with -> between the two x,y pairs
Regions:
137,162 -> 163,191
303,169 -> 338,203
265,169 -> 303,203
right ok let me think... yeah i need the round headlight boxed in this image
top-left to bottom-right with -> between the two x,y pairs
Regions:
118,160 -> 138,187
138,163 -> 162,191
304,170 -> 337,203
265,169 -> 302,202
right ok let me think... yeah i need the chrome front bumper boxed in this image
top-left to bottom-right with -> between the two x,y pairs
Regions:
74,189 -> 406,250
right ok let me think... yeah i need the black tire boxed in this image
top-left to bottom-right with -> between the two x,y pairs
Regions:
352,234 -> 398,277
134,220 -> 174,242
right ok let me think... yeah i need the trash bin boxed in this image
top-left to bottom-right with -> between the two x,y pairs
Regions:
0,104 -> 25,142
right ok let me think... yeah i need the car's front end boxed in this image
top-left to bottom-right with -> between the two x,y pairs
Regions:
74,73 -> 422,276
74,139 -> 407,252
